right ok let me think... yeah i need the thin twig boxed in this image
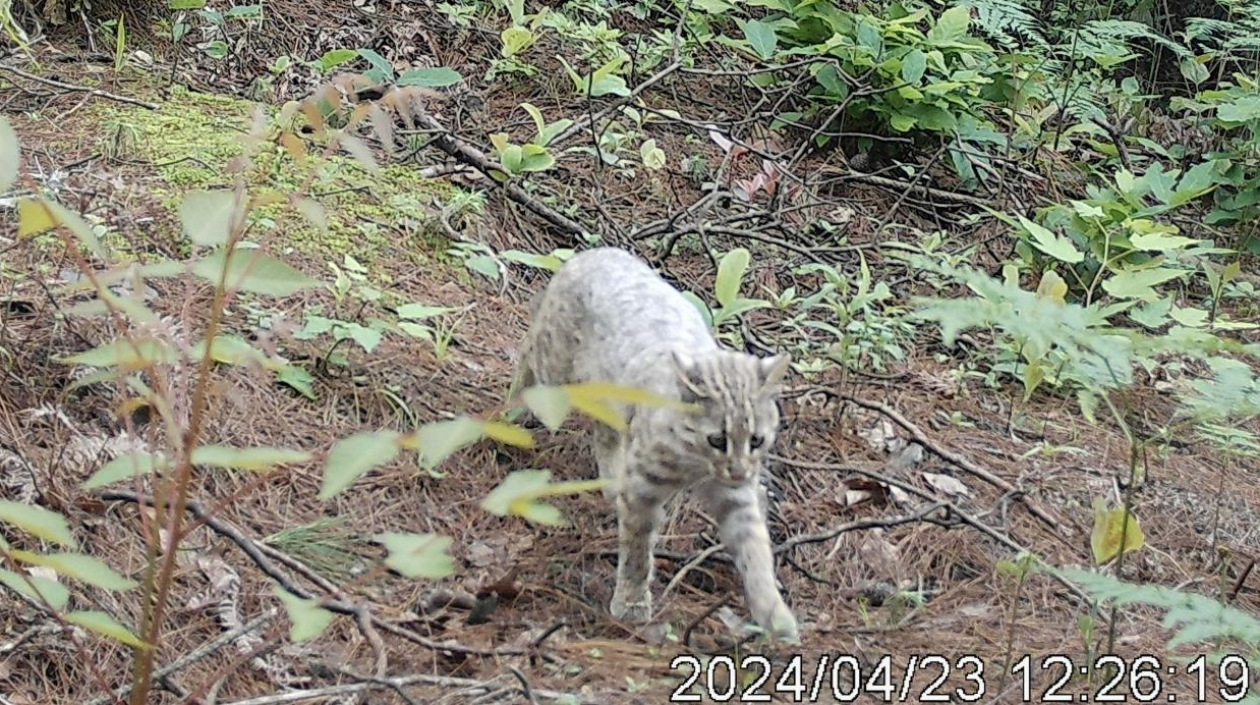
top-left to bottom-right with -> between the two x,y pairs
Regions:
0,63 -> 160,109
218,673 -> 600,705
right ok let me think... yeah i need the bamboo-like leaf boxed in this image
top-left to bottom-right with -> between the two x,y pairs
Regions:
319,431 -> 402,499
273,587 -> 335,642
192,445 -> 312,471
11,550 -> 137,590
83,451 -> 170,490
376,533 -> 455,579
0,500 -> 76,547
65,610 -> 149,648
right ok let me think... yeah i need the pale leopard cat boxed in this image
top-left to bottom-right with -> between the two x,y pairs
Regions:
511,247 -> 799,642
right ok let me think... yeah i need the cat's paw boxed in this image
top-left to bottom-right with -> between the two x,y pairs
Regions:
762,603 -> 800,644
610,592 -> 653,623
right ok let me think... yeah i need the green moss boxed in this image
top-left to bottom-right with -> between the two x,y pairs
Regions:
87,85 -> 466,273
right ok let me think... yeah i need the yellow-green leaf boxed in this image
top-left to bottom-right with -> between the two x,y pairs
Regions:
83,451 -> 171,490
521,385 -> 571,430
715,247 -> 752,308
375,532 -> 455,579
59,338 -> 179,368
318,431 -> 402,500
192,445 -> 312,471
273,587 -> 335,642
1090,497 -> 1145,564
481,469 -> 607,526
11,551 -> 137,590
0,500 -> 76,547
480,420 -> 535,448
416,417 -> 486,469
16,198 -> 106,259
179,190 -> 237,247
64,610 -> 149,648
191,249 -> 320,298
0,568 -> 69,610
1035,270 -> 1067,304
0,116 -> 18,193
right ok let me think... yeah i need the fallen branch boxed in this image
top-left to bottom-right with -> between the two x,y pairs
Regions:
0,63 -> 161,109
218,672 -> 601,705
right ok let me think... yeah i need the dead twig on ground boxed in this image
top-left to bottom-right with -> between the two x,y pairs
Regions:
0,63 -> 161,109
218,672 -> 600,705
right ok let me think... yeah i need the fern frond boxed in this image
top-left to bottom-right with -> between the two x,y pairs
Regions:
961,0 -> 1046,49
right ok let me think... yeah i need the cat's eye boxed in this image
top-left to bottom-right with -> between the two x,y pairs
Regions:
750,435 -> 765,450
706,433 -> 727,450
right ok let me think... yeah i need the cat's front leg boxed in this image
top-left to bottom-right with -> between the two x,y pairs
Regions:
701,479 -> 799,643
609,479 -> 665,624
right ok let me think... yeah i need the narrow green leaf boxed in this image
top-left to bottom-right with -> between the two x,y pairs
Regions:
17,198 -> 107,259
482,469 -> 607,526
318,48 -> 357,71
58,338 -> 179,368
481,421 -> 535,448
192,445 -> 312,471
375,532 -> 455,579
65,610 -> 148,648
0,116 -> 18,193
278,365 -> 317,400
191,249 -> 320,297
273,587 -> 335,642
318,431 -> 402,500
179,190 -> 236,247
397,67 -> 463,88
83,452 -> 171,490
0,568 -> 70,610
714,247 -> 752,308
12,551 -> 137,590
0,500 -> 77,547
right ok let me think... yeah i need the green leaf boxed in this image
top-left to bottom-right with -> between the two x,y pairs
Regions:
521,386 -> 572,430
1017,215 -> 1084,264
481,469 -> 607,526
12,551 -> 137,590
318,431 -> 403,500
481,421 -> 535,448
501,26 -> 535,57
1090,498 -> 1144,564
928,5 -> 972,44
179,190 -> 236,247
640,139 -> 666,170
715,247 -> 752,308
0,500 -> 77,547
83,451 -> 171,490
1128,231 -> 1199,251
65,610 -> 148,647
273,587 -> 335,642
416,416 -> 486,469
17,198 -> 107,260
900,48 -> 927,84
375,532 -> 455,579
317,48 -> 358,71
292,196 -> 327,232
397,303 -> 455,320
278,364 -> 317,400
192,445 -> 312,471
191,249 -> 320,297
356,48 -> 395,80
397,67 -> 464,88
0,568 -> 70,609
500,249 -> 573,272
0,116 -> 18,193
59,338 -> 179,368
742,19 -> 778,60
1101,267 -> 1186,300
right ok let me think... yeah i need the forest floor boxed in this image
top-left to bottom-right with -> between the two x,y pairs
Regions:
1,2 -> 1259,704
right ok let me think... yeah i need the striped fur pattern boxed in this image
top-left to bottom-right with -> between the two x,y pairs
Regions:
512,247 -> 798,642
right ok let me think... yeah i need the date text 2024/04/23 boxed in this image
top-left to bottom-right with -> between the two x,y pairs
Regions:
668,653 -> 1252,702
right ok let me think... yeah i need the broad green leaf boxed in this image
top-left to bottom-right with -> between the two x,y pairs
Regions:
273,587 -> 335,642
0,500 -> 77,547
65,610 -> 148,647
742,19 -> 778,60
317,48 -> 357,71
179,190 -> 236,247
279,365 -> 317,400
318,431 -> 403,500
521,386 -> 571,430
640,139 -> 666,170
12,551 -> 137,590
1101,267 -> 1186,300
59,338 -> 179,368
397,67 -> 464,88
192,445 -> 312,471
714,297 -> 771,320
1035,270 -> 1067,304
501,26 -> 535,57
83,451 -> 171,490
500,249 -> 572,272
396,302 -> 455,320
0,116 -> 17,193
0,568 -> 70,609
1017,215 -> 1083,264
292,196 -> 327,231
928,5 -> 972,44
683,291 -> 713,326
481,421 -> 535,448
1128,296 -> 1172,329
191,249 -> 319,297
1168,306 -> 1209,327
1128,231 -> 1199,251
191,333 -> 262,366
520,102 -> 547,139
481,469 -> 607,526
416,416 -> 486,469
1217,95 -> 1260,123
375,532 -> 455,578
17,198 -> 106,259
715,247 -> 752,308
901,48 -> 927,84
1090,498 -> 1144,564
356,48 -> 394,80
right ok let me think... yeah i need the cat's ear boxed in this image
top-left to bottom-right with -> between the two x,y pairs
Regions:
671,351 -> 707,402
757,354 -> 791,392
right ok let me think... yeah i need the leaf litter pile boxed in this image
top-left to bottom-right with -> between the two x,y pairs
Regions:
1,0 -> 1259,703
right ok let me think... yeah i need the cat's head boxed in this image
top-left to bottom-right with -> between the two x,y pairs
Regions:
670,350 -> 790,486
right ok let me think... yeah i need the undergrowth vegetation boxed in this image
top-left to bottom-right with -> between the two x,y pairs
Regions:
1,0 -> 1259,700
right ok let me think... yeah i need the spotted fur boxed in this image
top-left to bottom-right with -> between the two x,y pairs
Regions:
511,247 -> 798,642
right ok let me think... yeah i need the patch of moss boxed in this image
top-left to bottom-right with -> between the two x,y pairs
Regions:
88,85 -> 466,273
